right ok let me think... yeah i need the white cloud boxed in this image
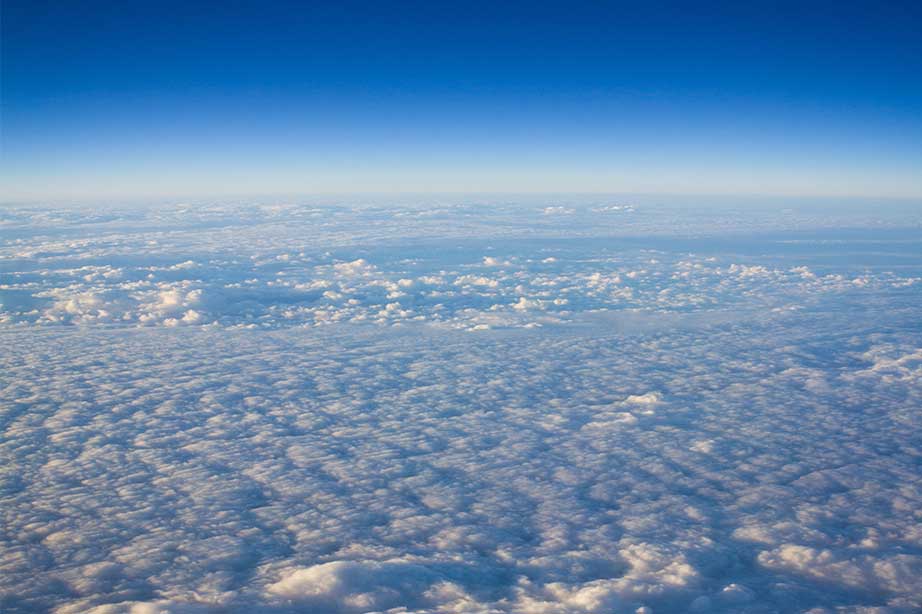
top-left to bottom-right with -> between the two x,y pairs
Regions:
2,202 -> 922,613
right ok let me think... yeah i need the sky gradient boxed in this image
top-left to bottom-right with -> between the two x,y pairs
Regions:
2,0 -> 922,201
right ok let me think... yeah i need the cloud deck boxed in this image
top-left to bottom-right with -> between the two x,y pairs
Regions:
2,202 -> 921,612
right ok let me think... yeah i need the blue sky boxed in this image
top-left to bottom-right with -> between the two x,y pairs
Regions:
2,0 -> 921,201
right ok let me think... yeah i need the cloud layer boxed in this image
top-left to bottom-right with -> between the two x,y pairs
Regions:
3,203 -> 920,331
2,202 -> 922,612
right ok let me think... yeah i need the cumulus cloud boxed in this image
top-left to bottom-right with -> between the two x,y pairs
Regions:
3,202 -> 917,331
2,202 -> 922,613
267,560 -> 443,612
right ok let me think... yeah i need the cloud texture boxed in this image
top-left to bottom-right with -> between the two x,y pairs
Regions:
2,201 -> 922,612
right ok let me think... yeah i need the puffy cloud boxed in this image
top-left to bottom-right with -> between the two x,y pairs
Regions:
2,202 -> 916,331
267,559 -> 441,611
2,202 -> 922,613
332,259 -> 377,277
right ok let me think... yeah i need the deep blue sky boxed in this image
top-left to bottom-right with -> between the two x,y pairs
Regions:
2,0 -> 922,201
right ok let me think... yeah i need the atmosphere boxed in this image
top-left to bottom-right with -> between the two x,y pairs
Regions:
4,4 -> 922,614
3,0 -> 922,201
